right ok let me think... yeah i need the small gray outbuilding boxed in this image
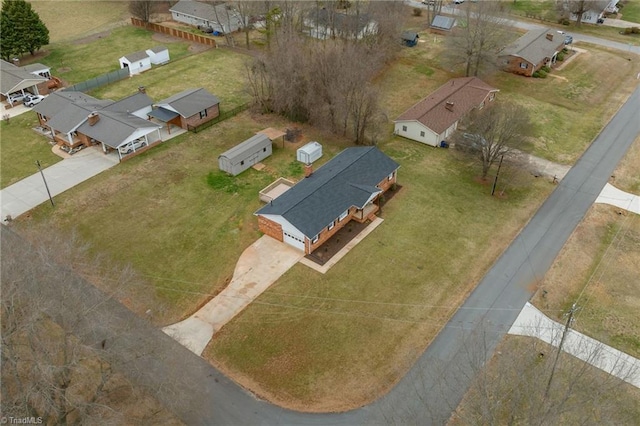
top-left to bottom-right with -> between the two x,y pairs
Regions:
218,134 -> 272,176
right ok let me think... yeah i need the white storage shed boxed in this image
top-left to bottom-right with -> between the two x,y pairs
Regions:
119,50 -> 151,76
297,141 -> 323,164
219,134 -> 273,176
146,46 -> 170,65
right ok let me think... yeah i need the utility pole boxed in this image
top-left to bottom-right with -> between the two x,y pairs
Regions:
35,160 -> 55,207
491,154 -> 504,196
544,303 -> 578,398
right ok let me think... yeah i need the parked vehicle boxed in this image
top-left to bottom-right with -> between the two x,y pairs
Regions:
7,92 -> 28,104
422,0 -> 436,5
453,0 -> 465,4
118,139 -> 147,155
564,35 -> 573,45
24,94 -> 45,107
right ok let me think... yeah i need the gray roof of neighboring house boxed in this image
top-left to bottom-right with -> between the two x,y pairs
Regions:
103,92 -> 153,114
498,27 -> 565,65
77,111 -> 161,148
122,50 -> 150,62
255,146 -> 399,238
170,0 -> 243,32
219,134 -> 271,163
33,91 -> 112,120
156,88 -> 220,118
431,15 -> 456,30
21,63 -> 50,73
0,59 -> 47,94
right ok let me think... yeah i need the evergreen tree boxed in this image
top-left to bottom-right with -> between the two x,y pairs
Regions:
0,0 -> 49,60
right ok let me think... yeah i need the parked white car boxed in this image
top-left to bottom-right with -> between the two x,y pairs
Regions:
118,139 -> 147,154
24,94 -> 45,107
7,92 -> 28,105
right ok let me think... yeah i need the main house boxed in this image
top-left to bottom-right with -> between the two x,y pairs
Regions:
149,88 -> 220,132
394,77 -> 498,147
33,89 -> 161,161
255,146 -> 399,254
498,28 -> 565,77
170,0 -> 243,34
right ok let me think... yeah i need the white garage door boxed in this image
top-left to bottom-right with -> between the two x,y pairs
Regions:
283,231 -> 305,251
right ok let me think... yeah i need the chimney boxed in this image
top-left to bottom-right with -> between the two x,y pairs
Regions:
304,163 -> 313,178
87,112 -> 100,126
445,101 -> 454,111
138,86 -> 146,94
546,33 -> 553,41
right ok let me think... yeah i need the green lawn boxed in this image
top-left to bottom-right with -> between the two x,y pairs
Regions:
0,113 -> 61,189
620,0 -> 640,23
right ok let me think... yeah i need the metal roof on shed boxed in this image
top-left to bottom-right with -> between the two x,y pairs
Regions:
219,134 -> 271,163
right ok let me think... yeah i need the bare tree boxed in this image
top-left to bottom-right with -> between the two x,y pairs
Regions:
129,0 -> 156,23
446,1 -> 508,77
563,0 -> 600,26
455,102 -> 533,179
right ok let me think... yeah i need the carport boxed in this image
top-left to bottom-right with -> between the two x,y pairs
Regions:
148,107 -> 181,134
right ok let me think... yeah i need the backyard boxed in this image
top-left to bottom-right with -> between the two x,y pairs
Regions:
4,4 -> 640,412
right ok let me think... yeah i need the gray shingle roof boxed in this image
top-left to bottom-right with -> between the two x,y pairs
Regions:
147,46 -> 168,54
155,88 -> 220,118
76,111 -> 161,148
45,103 -> 95,133
0,59 -> 47,94
219,134 -> 271,163
498,28 -> 565,65
103,92 -> 153,113
170,1 -> 243,33
122,50 -> 149,63
33,91 -> 110,118
255,146 -> 399,238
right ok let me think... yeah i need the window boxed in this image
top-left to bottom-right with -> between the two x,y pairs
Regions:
420,131 -> 425,137
402,125 -> 407,132
311,235 -> 319,244
199,109 -> 208,119
339,210 -> 349,221
520,62 -> 528,69
328,221 -> 335,231
263,147 -> 267,152
240,160 -> 245,166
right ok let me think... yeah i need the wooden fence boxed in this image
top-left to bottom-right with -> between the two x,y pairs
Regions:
130,17 -> 217,47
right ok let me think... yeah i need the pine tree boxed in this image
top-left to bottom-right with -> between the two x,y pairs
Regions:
0,0 -> 49,60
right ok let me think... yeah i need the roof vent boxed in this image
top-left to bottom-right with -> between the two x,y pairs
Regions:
445,101 -> 454,111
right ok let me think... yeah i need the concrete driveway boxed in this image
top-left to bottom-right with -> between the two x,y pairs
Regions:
163,236 -> 304,355
0,146 -> 118,220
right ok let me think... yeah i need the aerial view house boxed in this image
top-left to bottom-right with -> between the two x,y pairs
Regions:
498,28 -> 565,77
430,15 -> 456,35
563,0 -> 618,24
0,59 -> 49,105
394,77 -> 498,147
170,0 -> 243,34
255,146 -> 399,254
304,8 -> 378,40
149,88 -> 220,131
218,133 -> 273,176
32,90 -> 160,160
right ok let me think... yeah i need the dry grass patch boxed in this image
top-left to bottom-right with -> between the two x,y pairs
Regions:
532,135 -> 640,358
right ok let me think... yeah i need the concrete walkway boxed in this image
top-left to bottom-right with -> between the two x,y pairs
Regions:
510,302 -> 640,388
0,146 -> 118,220
163,236 -> 304,355
595,183 -> 640,214
509,149 -> 572,181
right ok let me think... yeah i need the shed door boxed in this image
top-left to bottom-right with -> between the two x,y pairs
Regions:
283,231 -> 305,251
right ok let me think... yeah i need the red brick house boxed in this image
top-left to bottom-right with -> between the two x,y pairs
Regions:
498,28 -> 565,77
149,88 -> 220,131
255,146 -> 399,254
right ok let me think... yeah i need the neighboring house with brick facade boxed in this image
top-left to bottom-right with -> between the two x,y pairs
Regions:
498,28 -> 565,77
255,146 -> 399,254
32,89 -> 160,160
149,88 -> 220,131
394,77 -> 498,147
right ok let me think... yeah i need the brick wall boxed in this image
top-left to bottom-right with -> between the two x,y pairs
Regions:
307,207 -> 355,254
258,216 -> 283,242
500,55 -> 537,77
182,104 -> 220,129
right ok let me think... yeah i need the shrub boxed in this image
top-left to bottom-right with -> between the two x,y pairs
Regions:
557,52 -> 565,61
632,27 -> 640,34
542,65 -> 551,73
412,7 -> 422,17
623,27 -> 632,35
533,69 -> 548,78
